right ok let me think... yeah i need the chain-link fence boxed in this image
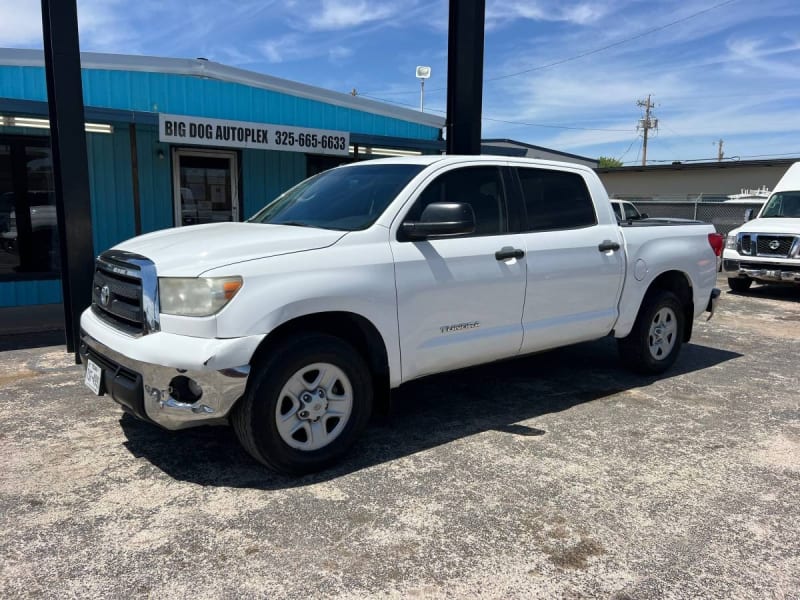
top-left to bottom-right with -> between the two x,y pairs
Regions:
618,201 -> 765,236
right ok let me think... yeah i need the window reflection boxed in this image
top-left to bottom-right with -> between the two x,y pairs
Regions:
0,140 -> 59,278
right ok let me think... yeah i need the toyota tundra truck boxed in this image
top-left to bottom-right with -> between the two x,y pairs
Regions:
80,156 -> 722,474
723,162 -> 800,291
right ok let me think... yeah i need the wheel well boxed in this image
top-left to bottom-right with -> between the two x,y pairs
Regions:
645,271 -> 694,342
248,312 -> 391,412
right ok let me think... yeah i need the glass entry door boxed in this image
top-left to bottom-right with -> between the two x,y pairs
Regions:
173,149 -> 238,226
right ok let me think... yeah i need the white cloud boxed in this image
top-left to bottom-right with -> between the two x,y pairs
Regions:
0,0 -> 43,46
306,0 -> 401,31
328,46 -> 353,61
485,0 -> 612,28
259,34 -> 354,66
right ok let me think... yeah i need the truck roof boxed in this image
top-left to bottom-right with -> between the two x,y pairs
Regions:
774,162 -> 800,193
338,154 -> 597,174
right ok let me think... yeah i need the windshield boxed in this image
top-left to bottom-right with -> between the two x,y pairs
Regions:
760,191 -> 800,218
249,163 -> 425,231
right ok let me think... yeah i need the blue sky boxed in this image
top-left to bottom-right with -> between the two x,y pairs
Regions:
2,0 -> 800,164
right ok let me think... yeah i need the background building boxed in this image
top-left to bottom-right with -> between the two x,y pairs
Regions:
596,158 -> 797,201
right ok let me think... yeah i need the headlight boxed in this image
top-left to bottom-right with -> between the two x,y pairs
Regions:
725,234 -> 737,250
159,277 -> 242,317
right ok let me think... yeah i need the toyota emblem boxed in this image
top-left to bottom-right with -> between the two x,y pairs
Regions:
768,240 -> 780,251
100,285 -> 110,306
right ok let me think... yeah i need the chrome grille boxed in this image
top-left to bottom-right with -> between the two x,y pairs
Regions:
91,251 -> 160,336
737,233 -> 799,259
756,236 -> 793,257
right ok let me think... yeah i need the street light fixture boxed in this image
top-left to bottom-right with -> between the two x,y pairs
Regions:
416,65 -> 431,112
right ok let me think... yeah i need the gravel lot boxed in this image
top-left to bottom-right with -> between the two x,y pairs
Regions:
1,275 -> 799,599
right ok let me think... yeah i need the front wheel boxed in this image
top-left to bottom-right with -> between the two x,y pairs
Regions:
618,289 -> 685,375
727,277 -> 752,293
232,334 -> 373,474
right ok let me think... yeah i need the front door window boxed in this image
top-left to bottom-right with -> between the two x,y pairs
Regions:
174,150 -> 238,226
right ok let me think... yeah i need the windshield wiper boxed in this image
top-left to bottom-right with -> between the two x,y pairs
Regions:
273,221 -> 315,228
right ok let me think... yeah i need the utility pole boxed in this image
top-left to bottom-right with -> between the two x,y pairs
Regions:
636,94 -> 658,166
717,139 -> 724,161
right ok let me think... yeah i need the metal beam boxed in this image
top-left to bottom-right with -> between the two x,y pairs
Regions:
446,0 -> 486,155
41,0 -> 94,359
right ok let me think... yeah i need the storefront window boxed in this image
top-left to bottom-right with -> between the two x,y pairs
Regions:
176,151 -> 238,226
0,137 -> 59,279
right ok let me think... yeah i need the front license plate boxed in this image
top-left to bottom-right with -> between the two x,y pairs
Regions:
84,359 -> 103,395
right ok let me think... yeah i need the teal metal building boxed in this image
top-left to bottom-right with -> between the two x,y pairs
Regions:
0,49 -> 444,308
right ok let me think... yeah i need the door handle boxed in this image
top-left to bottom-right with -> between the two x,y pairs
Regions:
495,247 -> 525,261
598,240 -> 621,252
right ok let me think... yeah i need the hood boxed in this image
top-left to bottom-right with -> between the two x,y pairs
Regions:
730,218 -> 800,236
114,222 -> 347,276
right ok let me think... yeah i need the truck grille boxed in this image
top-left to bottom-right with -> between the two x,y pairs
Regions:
755,236 -> 794,257
738,233 -> 798,258
91,251 -> 159,336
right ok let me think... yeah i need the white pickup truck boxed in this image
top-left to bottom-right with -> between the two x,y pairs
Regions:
80,156 -> 721,474
723,162 -> 800,291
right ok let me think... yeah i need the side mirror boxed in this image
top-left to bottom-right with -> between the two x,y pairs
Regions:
401,202 -> 476,239
744,208 -> 754,221
639,212 -> 649,219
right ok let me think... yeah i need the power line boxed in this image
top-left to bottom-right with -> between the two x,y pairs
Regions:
485,0 -> 738,83
617,136 -> 641,162
359,92 -> 633,132
359,0 -> 738,96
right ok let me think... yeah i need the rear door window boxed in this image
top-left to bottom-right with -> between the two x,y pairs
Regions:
516,168 -> 596,231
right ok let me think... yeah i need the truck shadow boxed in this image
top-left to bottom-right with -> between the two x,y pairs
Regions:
119,337 -> 741,490
727,284 -> 800,303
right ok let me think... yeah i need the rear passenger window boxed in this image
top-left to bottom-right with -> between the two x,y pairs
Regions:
517,168 -> 596,231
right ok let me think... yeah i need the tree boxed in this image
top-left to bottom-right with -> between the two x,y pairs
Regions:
598,156 -> 624,168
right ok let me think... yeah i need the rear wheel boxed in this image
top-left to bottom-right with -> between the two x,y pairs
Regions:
618,289 -> 685,374
727,277 -> 752,293
232,334 -> 372,474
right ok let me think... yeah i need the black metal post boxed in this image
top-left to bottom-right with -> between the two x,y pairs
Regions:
446,0 -> 486,155
41,0 -> 95,359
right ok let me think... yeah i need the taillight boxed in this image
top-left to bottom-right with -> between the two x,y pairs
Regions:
708,232 -> 724,257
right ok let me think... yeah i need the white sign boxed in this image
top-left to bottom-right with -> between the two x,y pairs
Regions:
158,113 -> 350,156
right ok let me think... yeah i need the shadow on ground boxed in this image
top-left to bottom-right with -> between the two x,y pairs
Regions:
726,283 -> 800,303
120,337 -> 741,490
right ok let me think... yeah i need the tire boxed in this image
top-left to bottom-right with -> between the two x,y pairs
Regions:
728,277 -> 752,293
232,333 -> 372,475
618,289 -> 685,375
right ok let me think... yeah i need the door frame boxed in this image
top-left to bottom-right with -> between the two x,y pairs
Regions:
172,148 -> 239,227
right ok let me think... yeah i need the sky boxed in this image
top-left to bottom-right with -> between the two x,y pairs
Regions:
2,0 -> 800,164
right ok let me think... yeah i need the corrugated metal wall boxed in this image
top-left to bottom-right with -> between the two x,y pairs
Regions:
241,149 -> 306,219
86,129 -> 136,252
0,66 -> 440,141
0,279 -> 61,307
134,125 -> 173,233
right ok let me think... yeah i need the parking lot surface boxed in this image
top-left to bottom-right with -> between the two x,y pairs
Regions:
1,276 -> 799,599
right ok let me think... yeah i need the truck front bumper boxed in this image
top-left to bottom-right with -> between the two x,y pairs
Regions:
723,259 -> 800,283
79,310 -> 264,430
